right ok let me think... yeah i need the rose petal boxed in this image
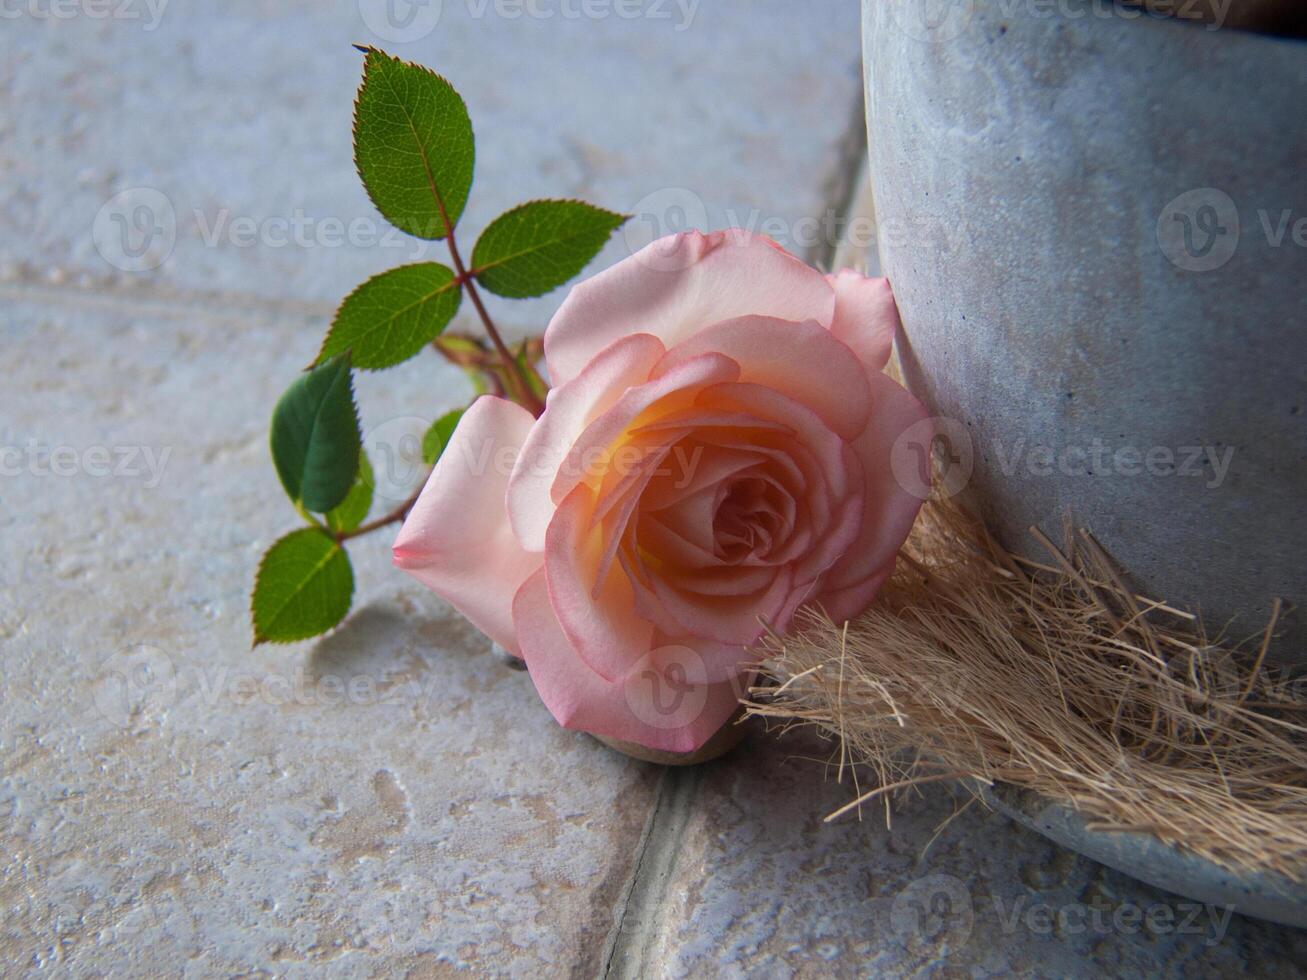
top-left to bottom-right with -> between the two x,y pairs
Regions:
635,512 -> 719,568
813,372 -> 931,618
695,382 -> 858,509
814,565 -> 897,628
636,443 -> 770,514
544,230 -> 835,387
654,315 -> 873,440
548,352 -> 741,511
826,271 -> 900,376
514,569 -> 745,753
393,396 -> 541,655
666,632 -> 754,684
545,485 -> 654,682
508,333 -> 666,553
646,562 -> 794,645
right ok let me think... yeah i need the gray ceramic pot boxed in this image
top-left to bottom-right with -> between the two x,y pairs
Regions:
983,782 -> 1307,929
864,0 -> 1307,664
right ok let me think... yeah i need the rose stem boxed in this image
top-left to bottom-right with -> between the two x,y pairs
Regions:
335,482 -> 426,542
434,193 -> 545,417
328,159 -> 546,545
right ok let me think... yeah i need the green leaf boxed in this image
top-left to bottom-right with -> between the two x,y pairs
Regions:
270,356 -> 361,513
471,200 -> 628,298
251,528 -> 354,645
353,47 -> 475,241
318,263 -> 462,370
422,409 -> 465,465
325,450 -> 374,534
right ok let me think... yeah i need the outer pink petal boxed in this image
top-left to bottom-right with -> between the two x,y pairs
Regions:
815,566 -> 896,629
514,569 -> 746,753
545,485 -> 654,682
826,271 -> 900,376
544,230 -> 835,387
393,396 -> 541,655
812,373 -> 932,620
508,332 -> 665,553
653,315 -> 873,440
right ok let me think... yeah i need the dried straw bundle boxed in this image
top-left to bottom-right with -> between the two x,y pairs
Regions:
747,493 -> 1307,879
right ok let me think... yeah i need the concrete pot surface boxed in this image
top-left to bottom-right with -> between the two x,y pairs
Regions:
864,0 -> 1307,663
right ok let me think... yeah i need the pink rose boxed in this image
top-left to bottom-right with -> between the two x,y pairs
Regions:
394,231 -> 930,752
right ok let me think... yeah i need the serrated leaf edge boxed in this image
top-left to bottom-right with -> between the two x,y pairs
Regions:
251,528 -> 355,646
314,263 -> 462,371
351,46 -> 475,242
469,199 -> 628,276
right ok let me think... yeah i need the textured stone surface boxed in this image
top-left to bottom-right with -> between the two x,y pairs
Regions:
2,1 -> 864,336
0,5 -> 868,974
0,298 -> 662,975
638,731 -> 1307,978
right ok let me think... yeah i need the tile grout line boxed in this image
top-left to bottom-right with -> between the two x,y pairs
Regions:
0,279 -> 533,336
0,279 -> 335,324
808,73 -> 870,272
599,765 -> 702,980
595,82 -> 872,980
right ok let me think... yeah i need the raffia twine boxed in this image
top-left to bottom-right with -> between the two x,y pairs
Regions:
746,489 -> 1307,879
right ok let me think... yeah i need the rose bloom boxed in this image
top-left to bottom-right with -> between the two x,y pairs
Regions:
394,231 -> 930,753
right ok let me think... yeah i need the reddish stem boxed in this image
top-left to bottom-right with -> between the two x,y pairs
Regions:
441,220 -> 544,417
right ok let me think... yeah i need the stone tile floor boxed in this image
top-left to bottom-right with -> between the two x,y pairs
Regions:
1,4 -> 1304,976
